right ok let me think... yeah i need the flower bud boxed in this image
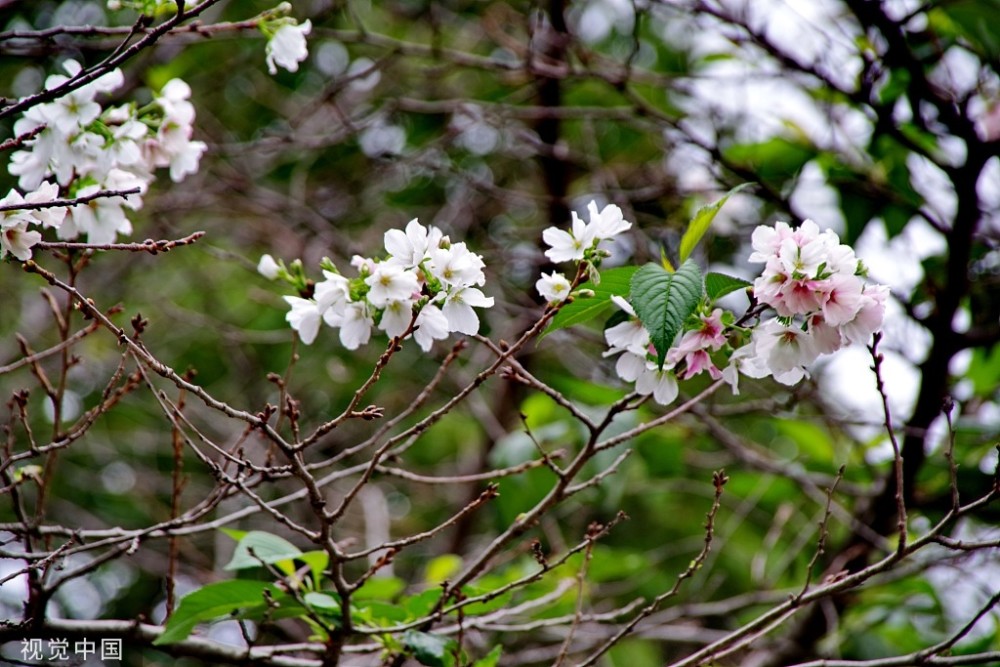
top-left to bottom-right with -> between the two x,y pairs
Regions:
257,254 -> 281,280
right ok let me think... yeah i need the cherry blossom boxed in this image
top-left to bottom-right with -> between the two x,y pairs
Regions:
258,254 -> 281,280
265,20 -> 313,75
413,304 -> 451,351
1,220 -> 42,261
284,297 -> 323,344
635,363 -> 679,405
542,199 -> 633,263
365,263 -> 420,307
535,271 -> 572,303
380,300 -> 416,338
275,218 -> 493,350
440,287 -> 494,335
336,302 -> 374,350
429,242 -> 487,288
542,212 -> 594,263
384,218 -> 443,269
4,63 -> 204,259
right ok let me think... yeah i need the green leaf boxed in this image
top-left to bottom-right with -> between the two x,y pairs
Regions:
630,260 -> 703,367
354,576 -> 406,600
225,531 -> 302,572
303,592 -> 341,616
659,245 -> 675,272
298,550 -> 329,585
155,580 -> 276,645
724,137 -> 815,188
404,588 -> 445,618
220,528 -> 247,542
473,646 -> 502,667
353,600 -> 409,625
404,630 -> 457,667
424,554 -> 462,585
542,266 -> 637,337
705,272 -> 751,301
933,0 -> 1000,60
460,585 -> 514,615
678,183 -> 753,262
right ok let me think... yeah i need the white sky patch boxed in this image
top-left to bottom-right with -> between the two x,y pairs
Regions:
855,218 -> 946,298
573,0 -> 635,43
817,344 -> 920,438
790,162 -> 846,233
908,154 -> 958,222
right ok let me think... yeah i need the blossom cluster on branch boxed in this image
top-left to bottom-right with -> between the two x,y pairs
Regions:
261,218 -> 494,350
534,204 -> 888,405
1,60 -> 204,259
736,220 -> 889,385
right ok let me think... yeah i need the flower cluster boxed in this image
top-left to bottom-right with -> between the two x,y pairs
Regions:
537,208 -> 886,405
2,61 -> 204,260
603,297 -> 680,405
735,220 -> 888,385
535,200 -> 632,303
265,219 -> 494,351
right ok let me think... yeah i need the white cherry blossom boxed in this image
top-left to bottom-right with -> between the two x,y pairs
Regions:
536,271 -> 572,303
542,212 -> 594,263
365,263 -> 420,307
284,296 -> 323,344
337,301 -> 373,350
258,254 -> 281,280
266,20 -> 312,75
635,363 -> 679,405
428,242 -> 486,287
384,218 -> 442,268
1,220 -> 42,261
413,304 -> 450,351
441,286 -> 494,335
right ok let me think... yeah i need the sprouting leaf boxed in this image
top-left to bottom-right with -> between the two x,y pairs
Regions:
225,531 -> 302,573
297,550 -> 329,585
542,266 -> 637,338
155,580 -> 277,645
630,260 -> 703,367
659,245 -> 675,273
678,183 -> 753,263
404,630 -> 458,667
705,272 -> 751,300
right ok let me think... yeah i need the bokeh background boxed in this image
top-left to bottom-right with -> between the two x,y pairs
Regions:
1,1 -> 998,665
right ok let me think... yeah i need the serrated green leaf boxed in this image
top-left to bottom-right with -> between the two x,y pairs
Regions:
473,646 -> 502,667
225,531 -> 302,571
678,183 -> 752,262
542,266 -> 637,338
705,272 -> 751,300
404,630 -> 457,667
155,580 -> 276,645
630,260 -> 703,367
